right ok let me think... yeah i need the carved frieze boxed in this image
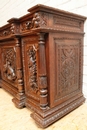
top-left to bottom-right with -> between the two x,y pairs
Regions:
0,23 -> 20,38
20,12 -> 48,31
2,47 -> 17,82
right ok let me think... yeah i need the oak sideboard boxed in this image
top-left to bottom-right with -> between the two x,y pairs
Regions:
0,4 -> 86,128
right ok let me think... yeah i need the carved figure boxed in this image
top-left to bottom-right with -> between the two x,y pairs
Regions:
3,48 -> 16,81
27,46 -> 38,92
3,60 -> 16,81
25,21 -> 32,29
32,13 -> 40,28
10,23 -> 15,34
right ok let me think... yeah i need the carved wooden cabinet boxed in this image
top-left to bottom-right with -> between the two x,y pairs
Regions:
0,4 -> 86,128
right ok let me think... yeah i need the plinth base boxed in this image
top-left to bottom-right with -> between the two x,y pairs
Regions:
31,96 -> 85,128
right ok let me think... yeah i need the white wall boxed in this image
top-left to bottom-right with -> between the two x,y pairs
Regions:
0,0 -> 87,100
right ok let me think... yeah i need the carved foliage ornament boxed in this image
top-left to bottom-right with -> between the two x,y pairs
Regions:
27,45 -> 39,93
0,24 -> 19,37
0,12 -> 48,36
3,47 -> 17,81
0,29 -> 11,37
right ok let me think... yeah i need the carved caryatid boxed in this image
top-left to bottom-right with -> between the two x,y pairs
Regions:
31,12 -> 48,28
27,45 -> 38,93
3,48 -> 16,81
10,23 -> 16,34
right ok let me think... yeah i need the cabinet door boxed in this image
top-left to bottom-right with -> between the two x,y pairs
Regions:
0,41 -> 17,88
48,33 -> 83,107
22,35 -> 40,103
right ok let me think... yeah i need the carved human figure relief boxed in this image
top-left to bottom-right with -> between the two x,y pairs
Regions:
27,45 -> 38,93
2,48 -> 17,81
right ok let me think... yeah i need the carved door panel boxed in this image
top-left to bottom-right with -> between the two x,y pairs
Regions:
22,36 -> 40,102
48,33 -> 83,107
1,42 -> 17,88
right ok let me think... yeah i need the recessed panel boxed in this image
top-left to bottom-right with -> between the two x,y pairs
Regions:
55,39 -> 80,100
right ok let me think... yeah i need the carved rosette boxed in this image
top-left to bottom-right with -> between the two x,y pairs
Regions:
27,45 -> 39,94
3,47 -> 17,81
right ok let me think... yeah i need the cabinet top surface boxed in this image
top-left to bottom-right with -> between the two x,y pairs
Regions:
28,4 -> 86,20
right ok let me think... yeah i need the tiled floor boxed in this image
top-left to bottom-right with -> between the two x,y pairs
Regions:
0,88 -> 87,130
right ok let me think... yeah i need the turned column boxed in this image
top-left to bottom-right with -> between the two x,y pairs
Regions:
12,37 -> 25,108
38,33 -> 48,110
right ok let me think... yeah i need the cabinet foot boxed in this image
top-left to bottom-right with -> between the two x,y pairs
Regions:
12,93 -> 25,109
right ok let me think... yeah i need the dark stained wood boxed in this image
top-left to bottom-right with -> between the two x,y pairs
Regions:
0,4 -> 86,128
